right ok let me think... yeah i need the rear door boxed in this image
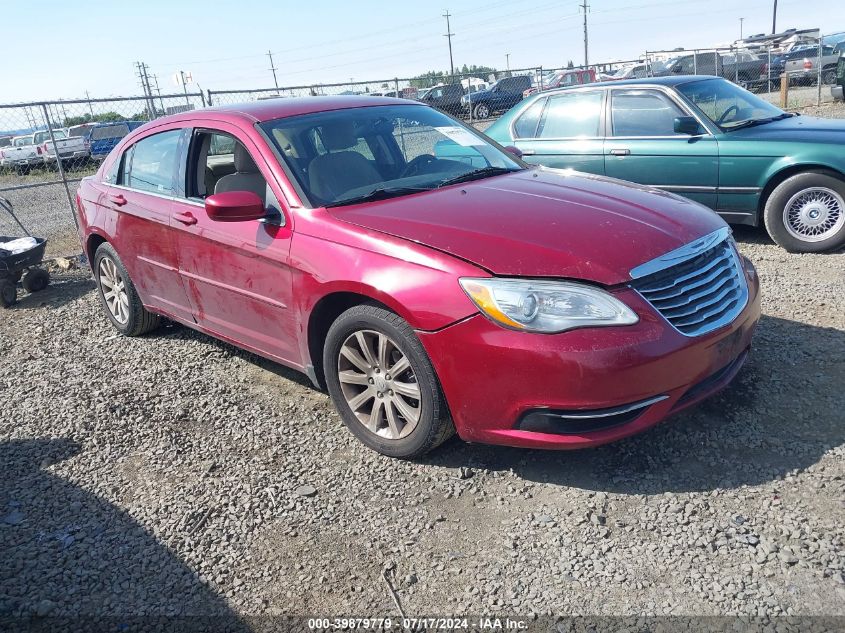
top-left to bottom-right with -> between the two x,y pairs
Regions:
169,122 -> 298,364
105,127 -> 193,321
510,88 -> 606,174
604,87 -> 718,208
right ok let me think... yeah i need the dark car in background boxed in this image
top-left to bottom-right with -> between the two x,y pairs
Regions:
461,75 -> 532,119
86,121 -> 145,161
833,52 -> 845,101
419,83 -> 465,116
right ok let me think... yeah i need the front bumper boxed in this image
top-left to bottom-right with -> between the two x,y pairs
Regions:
418,259 -> 761,449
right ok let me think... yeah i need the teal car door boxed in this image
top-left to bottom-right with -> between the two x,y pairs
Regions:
604,88 -> 719,208
510,89 -> 606,175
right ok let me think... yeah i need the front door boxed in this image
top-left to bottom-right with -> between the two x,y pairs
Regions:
169,125 -> 299,365
512,89 -> 606,174
604,87 -> 719,208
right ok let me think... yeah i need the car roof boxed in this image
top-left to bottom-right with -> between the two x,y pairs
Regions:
537,74 -> 720,95
158,96 -> 419,127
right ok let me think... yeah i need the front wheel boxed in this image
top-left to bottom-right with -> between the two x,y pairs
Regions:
764,172 -> 845,253
94,243 -> 160,336
323,305 -> 454,458
822,69 -> 837,85
473,103 -> 491,119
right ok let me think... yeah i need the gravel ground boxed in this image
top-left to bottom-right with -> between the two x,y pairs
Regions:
1,103 -> 844,625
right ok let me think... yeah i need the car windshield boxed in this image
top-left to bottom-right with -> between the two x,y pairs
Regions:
676,78 -> 787,130
260,104 -> 522,207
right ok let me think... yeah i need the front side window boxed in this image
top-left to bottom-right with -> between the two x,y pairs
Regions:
611,89 -> 686,137
260,104 -> 521,207
189,130 -> 269,204
125,130 -> 181,195
677,78 -> 785,129
535,91 -> 603,138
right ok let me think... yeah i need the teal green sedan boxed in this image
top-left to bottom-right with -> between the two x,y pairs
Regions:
485,76 -> 845,252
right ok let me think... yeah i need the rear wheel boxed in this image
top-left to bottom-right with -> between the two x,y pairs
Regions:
94,243 -> 160,336
764,171 -> 845,253
323,304 -> 454,458
822,68 -> 837,85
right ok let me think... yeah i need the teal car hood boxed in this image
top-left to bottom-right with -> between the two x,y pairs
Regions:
724,115 -> 845,144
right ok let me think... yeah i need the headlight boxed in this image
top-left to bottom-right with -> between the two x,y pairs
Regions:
459,278 -> 638,333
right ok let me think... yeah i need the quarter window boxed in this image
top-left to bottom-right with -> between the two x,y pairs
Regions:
513,98 -> 546,138
125,130 -> 182,195
535,91 -> 603,138
611,90 -> 686,137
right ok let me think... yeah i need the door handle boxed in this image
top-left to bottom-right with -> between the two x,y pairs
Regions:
520,149 -> 536,156
108,193 -> 127,206
609,148 -> 631,156
172,211 -> 198,226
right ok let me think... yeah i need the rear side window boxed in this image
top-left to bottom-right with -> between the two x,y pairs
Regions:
536,91 -> 603,138
125,130 -> 182,195
513,98 -> 546,138
91,124 -> 130,141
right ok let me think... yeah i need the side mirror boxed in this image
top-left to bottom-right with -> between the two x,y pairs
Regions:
504,145 -> 523,159
674,116 -> 702,135
205,191 -> 266,222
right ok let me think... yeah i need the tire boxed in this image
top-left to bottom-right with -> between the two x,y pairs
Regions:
323,304 -> 455,458
22,268 -> 50,293
0,280 -> 16,308
93,242 -> 160,336
763,171 -> 845,253
473,103 -> 491,119
822,69 -> 837,85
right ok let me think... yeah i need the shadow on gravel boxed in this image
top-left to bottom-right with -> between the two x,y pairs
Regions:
424,315 -> 845,495
0,438 -> 248,631
731,225 -> 775,247
9,276 -> 95,311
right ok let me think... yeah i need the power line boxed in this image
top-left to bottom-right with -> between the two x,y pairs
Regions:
267,50 -> 280,91
580,0 -> 590,67
443,10 -> 455,77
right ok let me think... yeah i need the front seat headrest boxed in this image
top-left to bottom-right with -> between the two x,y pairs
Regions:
234,144 -> 258,173
319,120 -> 358,151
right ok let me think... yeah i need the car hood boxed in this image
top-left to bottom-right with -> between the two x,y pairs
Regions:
329,168 -> 726,286
726,115 -> 845,144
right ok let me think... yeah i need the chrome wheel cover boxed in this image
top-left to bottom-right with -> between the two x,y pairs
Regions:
783,187 -> 845,242
98,257 -> 129,324
337,329 -> 421,440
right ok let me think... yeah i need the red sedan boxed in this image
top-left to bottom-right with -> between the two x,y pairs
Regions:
75,97 -> 760,458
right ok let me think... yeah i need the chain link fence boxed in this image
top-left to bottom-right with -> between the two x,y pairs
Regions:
0,93 -> 204,258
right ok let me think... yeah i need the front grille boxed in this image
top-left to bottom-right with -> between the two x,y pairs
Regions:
630,234 -> 748,337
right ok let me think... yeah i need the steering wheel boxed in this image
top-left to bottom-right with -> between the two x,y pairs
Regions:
400,154 -> 437,178
717,104 -> 740,125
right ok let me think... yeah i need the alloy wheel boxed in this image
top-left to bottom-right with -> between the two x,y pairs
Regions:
98,256 -> 129,324
783,187 -> 845,242
337,329 -> 421,440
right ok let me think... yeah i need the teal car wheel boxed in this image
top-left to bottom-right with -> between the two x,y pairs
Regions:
764,172 -> 845,253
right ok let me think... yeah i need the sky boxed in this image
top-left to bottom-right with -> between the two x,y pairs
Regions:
0,0 -> 840,102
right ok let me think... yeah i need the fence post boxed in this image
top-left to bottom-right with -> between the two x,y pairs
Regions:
207,90 -> 214,106
40,103 -> 78,230
817,36 -> 823,106
394,77 -> 400,98
780,72 -> 789,108
693,50 -> 698,75
200,90 -> 207,107
539,66 -> 544,91
767,48 -> 772,94
734,47 -> 739,83
715,50 -> 719,78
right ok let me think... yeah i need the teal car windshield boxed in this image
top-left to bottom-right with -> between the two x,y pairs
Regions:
677,78 -> 787,130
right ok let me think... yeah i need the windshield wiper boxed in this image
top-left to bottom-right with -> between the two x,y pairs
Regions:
436,166 -> 521,188
723,112 -> 795,131
325,186 -> 431,208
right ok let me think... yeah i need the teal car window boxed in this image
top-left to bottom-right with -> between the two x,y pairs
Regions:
677,78 -> 783,129
513,98 -> 547,139
536,91 -> 603,139
611,90 -> 685,137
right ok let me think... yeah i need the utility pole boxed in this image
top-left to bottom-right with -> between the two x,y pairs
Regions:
772,0 -> 777,34
443,10 -> 455,77
580,0 -> 590,67
267,50 -> 280,91
739,17 -> 744,40
135,61 -> 155,119
505,53 -> 511,72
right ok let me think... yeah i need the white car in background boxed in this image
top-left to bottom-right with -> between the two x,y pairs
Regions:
0,134 -> 43,172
